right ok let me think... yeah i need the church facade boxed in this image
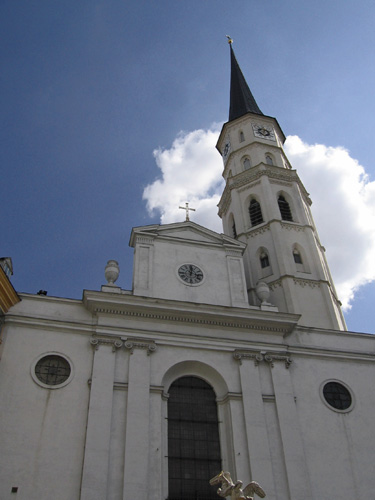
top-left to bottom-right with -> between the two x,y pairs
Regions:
1,45 -> 374,500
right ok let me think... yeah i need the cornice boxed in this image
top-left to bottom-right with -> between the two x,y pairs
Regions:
83,291 -> 299,335
218,165 -> 311,217
4,314 -> 94,335
240,220 -> 312,240
265,275 -> 330,292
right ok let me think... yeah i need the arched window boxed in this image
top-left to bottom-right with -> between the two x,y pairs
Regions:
168,376 -> 221,500
293,249 -> 303,264
278,195 -> 293,221
232,220 -> 237,239
239,131 -> 245,142
243,157 -> 251,170
249,199 -> 264,226
260,251 -> 270,269
265,155 -> 274,165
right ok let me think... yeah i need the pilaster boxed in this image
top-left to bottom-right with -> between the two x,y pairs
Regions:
267,353 -> 312,500
80,337 -> 122,500
234,351 -> 276,499
123,338 -> 156,500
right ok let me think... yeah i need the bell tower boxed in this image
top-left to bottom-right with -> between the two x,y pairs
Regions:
217,41 -> 346,330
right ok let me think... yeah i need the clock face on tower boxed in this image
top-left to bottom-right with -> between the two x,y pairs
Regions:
178,264 -> 204,285
222,139 -> 231,162
252,123 -> 276,141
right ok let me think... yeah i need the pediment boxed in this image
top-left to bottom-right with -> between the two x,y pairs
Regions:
129,221 -> 246,251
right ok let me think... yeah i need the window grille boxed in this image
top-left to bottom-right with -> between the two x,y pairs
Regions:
34,355 -> 71,386
232,221 -> 237,239
293,250 -> 302,264
260,252 -> 270,268
323,382 -> 352,410
278,196 -> 293,221
249,199 -> 264,226
167,377 -> 221,500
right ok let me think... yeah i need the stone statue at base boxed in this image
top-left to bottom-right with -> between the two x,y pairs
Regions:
210,471 -> 266,500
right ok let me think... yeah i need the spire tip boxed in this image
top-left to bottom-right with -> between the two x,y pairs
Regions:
226,35 -> 233,45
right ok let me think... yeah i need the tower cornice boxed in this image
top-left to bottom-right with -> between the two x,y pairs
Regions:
218,165 -> 311,217
216,113 -> 286,156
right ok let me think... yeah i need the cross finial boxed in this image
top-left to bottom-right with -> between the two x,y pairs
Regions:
226,35 -> 233,44
179,202 -> 196,222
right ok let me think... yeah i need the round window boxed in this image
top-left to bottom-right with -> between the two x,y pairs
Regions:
33,354 -> 72,388
322,381 -> 353,411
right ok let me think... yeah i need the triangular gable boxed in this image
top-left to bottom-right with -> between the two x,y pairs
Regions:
129,221 -> 246,251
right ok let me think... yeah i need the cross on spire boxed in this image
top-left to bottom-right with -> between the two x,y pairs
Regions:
179,202 -> 196,222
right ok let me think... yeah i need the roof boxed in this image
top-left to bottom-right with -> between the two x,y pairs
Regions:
229,45 -> 263,121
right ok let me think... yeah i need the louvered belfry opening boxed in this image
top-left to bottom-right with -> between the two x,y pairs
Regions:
278,195 -> 293,221
249,199 -> 264,226
167,376 -> 222,500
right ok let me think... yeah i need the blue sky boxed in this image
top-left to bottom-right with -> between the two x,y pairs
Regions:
2,1 -> 375,333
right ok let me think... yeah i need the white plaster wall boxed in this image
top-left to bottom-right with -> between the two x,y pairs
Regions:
0,320 -> 92,500
1,293 -> 374,500
290,354 -> 375,499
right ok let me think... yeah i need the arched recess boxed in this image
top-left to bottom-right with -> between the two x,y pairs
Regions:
161,361 -> 234,499
257,247 -> 273,278
239,130 -> 245,143
277,191 -> 295,222
162,360 -> 229,399
242,156 -> 251,170
292,243 -> 310,273
265,153 -> 274,166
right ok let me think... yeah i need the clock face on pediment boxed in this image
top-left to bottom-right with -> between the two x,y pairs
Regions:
252,123 -> 276,141
177,264 -> 204,285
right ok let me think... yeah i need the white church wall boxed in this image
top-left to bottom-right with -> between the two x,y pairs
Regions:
1,291 -> 374,500
0,302 -> 93,500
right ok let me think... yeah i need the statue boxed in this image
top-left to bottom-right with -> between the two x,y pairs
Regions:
210,471 -> 266,500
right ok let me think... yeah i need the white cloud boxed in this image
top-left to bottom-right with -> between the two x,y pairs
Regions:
285,136 -> 375,309
143,127 -> 375,310
143,125 -> 224,232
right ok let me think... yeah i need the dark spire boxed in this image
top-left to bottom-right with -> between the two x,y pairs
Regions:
229,44 -> 263,121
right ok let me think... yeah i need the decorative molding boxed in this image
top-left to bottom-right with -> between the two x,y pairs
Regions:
293,278 -> 321,289
225,249 -> 243,257
216,392 -> 243,404
123,337 -> 157,355
150,385 -> 164,395
91,307 -> 294,334
280,222 -> 305,232
234,349 -> 292,369
268,279 -> 283,291
113,381 -> 128,391
262,394 -> 276,402
237,179 -> 261,193
246,223 -> 271,238
266,276 -> 327,291
90,337 -> 123,352
269,179 -> 293,188
218,165 -> 311,217
136,236 -> 154,245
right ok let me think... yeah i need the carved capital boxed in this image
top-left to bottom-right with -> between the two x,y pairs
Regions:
264,353 -> 292,369
90,337 -> 123,352
234,350 -> 264,366
234,349 -> 292,369
123,338 -> 156,355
